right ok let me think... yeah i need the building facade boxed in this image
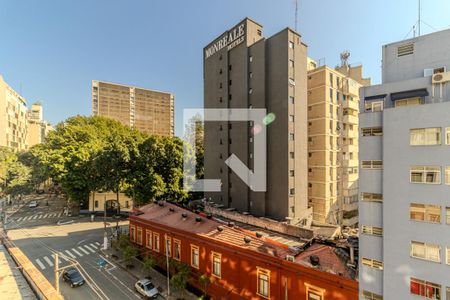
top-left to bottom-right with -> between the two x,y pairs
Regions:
204,18 -> 311,224
359,29 -> 450,300
129,202 -> 358,300
92,81 -> 174,136
27,102 -> 53,147
88,192 -> 133,215
0,75 -> 28,151
307,62 -> 370,226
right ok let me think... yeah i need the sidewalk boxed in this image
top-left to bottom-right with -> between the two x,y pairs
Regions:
102,246 -> 197,300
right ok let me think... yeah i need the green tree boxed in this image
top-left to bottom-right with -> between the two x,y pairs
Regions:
0,147 -> 33,197
198,274 -> 211,298
122,245 -> 138,267
142,256 -> 157,276
170,262 -> 191,298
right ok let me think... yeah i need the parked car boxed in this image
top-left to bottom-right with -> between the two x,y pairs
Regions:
28,201 -> 38,208
134,279 -> 159,299
62,268 -> 85,288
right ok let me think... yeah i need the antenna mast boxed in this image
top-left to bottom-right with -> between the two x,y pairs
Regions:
295,0 -> 298,31
418,0 -> 421,36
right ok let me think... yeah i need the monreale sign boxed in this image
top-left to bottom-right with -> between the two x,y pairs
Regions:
204,23 -> 246,59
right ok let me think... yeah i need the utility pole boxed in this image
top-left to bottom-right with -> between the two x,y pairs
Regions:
165,234 -> 170,297
55,253 -> 59,293
418,0 -> 421,36
294,0 -> 298,31
103,196 -> 108,250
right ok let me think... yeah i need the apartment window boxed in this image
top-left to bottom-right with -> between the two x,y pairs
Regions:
249,72 -> 253,78
130,225 -> 136,242
446,128 -> 450,144
94,200 -> 99,208
229,65 -> 232,71
173,239 -> 181,261
446,247 -> 450,265
228,94 -> 232,100
361,290 -> 383,300
410,128 -> 441,145
329,73 -> 333,87
305,283 -> 325,300
145,230 -> 152,249
289,41 -> 294,49
362,258 -> 383,270
329,88 -> 333,100
362,127 -> 383,136
212,252 -> 221,277
445,167 -> 450,185
165,236 -> 172,257
153,233 -> 160,252
289,133 -> 294,141
219,82 -> 222,89
361,226 -> 383,237
191,245 -> 199,269
289,96 -> 295,104
229,80 -> 232,86
361,160 -> 383,169
249,137 -> 253,143
447,207 -> 450,225
336,77 -> 340,87
290,152 -> 294,159
410,278 -> 441,299
289,115 -> 294,122
289,59 -> 294,68
336,91 -> 340,102
410,166 -> 441,184
249,56 -> 253,63
290,170 -> 295,177
447,287 -> 450,300
411,241 -> 441,262
410,203 -> 441,223
395,97 -> 422,107
289,188 -> 295,195
365,101 -> 384,112
257,268 -> 270,298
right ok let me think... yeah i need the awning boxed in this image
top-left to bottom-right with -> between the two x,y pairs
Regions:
390,88 -> 429,101
364,94 -> 387,101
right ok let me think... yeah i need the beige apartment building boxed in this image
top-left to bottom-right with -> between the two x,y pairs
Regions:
0,75 -> 28,151
27,102 -> 53,147
307,60 -> 370,226
92,81 -> 174,136
204,18 -> 312,224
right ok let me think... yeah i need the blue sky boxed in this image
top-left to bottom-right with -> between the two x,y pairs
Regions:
1,0 -> 450,136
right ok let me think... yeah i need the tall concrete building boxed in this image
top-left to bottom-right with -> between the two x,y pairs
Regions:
307,60 -> 370,226
0,75 -> 28,151
359,29 -> 450,300
27,102 -> 53,147
203,18 -> 312,224
92,81 -> 174,136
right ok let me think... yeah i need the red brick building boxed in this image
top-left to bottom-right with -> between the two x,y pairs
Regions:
129,202 -> 358,300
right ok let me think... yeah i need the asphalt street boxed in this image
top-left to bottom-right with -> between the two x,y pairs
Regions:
4,195 -> 153,300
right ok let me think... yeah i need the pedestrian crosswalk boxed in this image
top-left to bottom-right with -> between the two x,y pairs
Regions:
33,242 -> 101,270
14,212 -> 62,223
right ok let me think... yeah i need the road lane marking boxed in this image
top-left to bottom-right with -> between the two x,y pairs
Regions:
65,250 -> 76,258
71,248 -> 83,257
95,242 -> 100,246
77,239 -> 86,245
16,217 -> 23,222
35,259 -> 46,270
43,256 -> 54,267
78,246 -> 90,255
89,243 -> 98,249
83,245 -> 96,253
43,213 -> 49,218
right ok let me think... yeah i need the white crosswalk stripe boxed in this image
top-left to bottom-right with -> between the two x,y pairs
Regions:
16,217 -> 23,222
43,256 -> 54,267
35,259 -> 46,270
43,213 -> 49,218
71,248 -> 83,257
78,246 -> 90,255
50,254 -> 62,264
65,250 -> 76,259
38,215 -> 43,219
32,215 -> 38,220
95,242 -> 100,246
83,245 -> 96,253
89,243 -> 98,250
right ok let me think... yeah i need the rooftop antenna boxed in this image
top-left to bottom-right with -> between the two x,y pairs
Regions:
340,51 -> 350,67
418,0 -> 421,36
294,0 -> 298,31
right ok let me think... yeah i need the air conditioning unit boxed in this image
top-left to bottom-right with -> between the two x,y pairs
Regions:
432,71 -> 450,84
286,255 -> 295,262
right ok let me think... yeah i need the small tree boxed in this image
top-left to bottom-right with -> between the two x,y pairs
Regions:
143,256 -> 157,277
122,245 -> 138,268
118,233 -> 130,250
199,274 -> 211,298
170,262 -> 191,299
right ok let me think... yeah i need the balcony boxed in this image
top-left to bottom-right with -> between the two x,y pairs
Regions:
342,215 -> 358,227
342,99 -> 359,111
343,114 -> 358,124
342,202 -> 358,212
343,79 -> 360,96
342,130 -> 358,138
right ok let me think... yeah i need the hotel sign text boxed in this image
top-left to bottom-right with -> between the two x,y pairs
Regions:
205,23 -> 246,59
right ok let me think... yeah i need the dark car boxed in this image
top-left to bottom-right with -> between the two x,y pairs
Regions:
62,268 -> 85,288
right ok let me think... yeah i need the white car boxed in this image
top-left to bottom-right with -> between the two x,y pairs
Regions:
135,279 -> 159,299
29,201 -> 38,208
